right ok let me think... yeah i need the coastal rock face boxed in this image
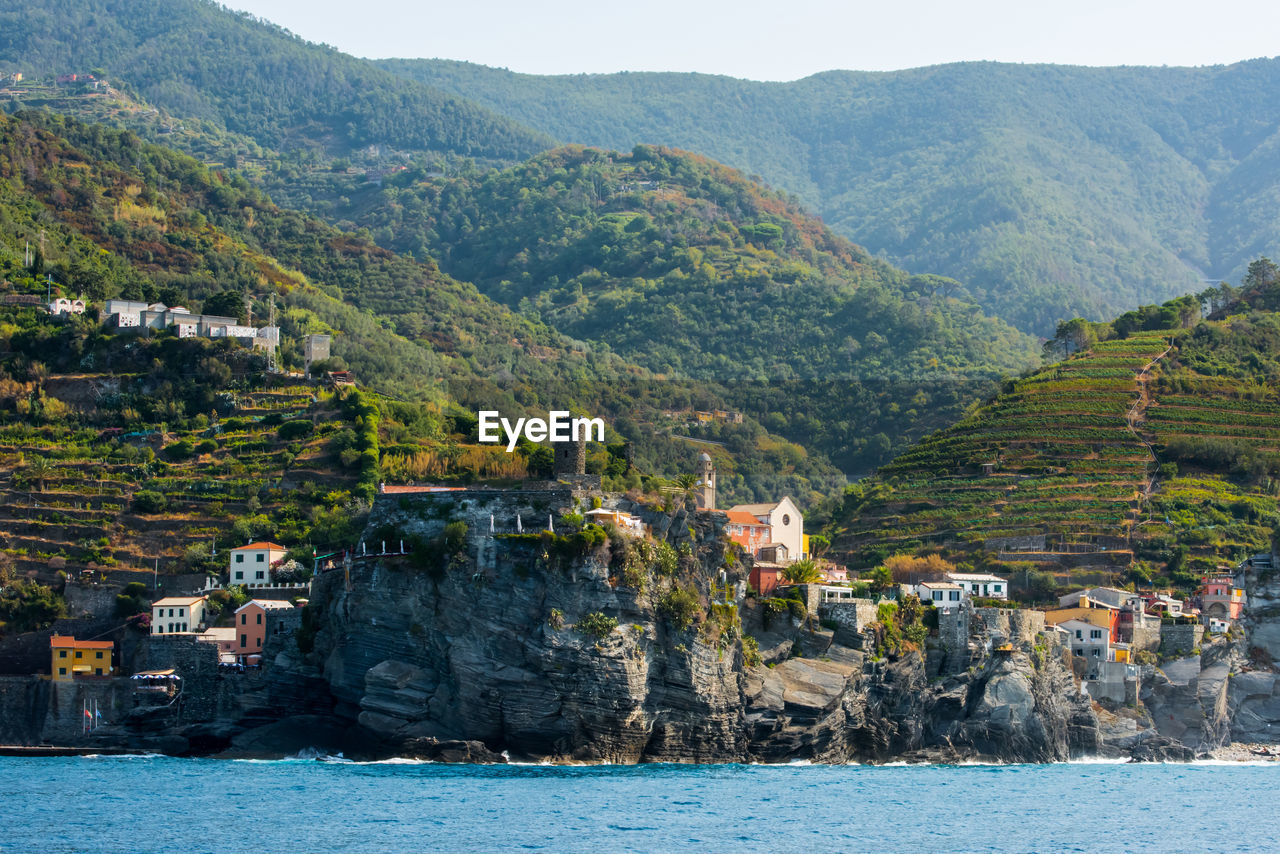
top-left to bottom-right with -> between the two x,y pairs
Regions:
285,490 -> 1099,763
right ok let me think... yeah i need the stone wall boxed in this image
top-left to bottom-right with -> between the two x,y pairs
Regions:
1160,624 -> 1202,658
972,608 -> 1045,645
0,675 -> 49,744
64,583 -> 119,619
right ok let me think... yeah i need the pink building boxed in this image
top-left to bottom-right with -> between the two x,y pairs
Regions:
233,599 -> 296,660
1200,575 -> 1245,621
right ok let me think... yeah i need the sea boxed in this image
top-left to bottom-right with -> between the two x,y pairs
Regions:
2,756 -> 1275,853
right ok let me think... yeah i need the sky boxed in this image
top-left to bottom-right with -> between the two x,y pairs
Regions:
226,0 -> 1280,81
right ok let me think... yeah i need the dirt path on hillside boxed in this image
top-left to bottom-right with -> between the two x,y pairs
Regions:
1125,341 -> 1173,536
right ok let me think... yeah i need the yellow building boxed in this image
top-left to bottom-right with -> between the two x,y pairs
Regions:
50,635 -> 114,681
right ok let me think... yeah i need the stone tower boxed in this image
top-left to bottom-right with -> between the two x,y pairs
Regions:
553,437 -> 587,477
696,452 -> 716,510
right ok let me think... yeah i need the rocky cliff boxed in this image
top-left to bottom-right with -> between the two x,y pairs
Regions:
283,488 -> 1103,763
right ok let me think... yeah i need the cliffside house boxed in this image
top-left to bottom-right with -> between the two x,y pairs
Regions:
728,497 -> 803,561
1141,593 -> 1185,617
1058,587 -> 1141,610
1046,606 -> 1119,655
725,510 -> 773,556
50,635 -> 114,680
151,596 -> 208,635
918,580 -> 965,611
583,507 -> 644,535
749,562 -> 785,597
234,599 -> 297,659
231,541 -> 289,587
1200,574 -> 1245,621
198,627 -> 238,661
946,572 -> 1008,599
757,543 -> 790,564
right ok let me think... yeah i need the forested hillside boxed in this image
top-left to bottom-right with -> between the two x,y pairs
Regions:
0,0 -> 552,162
826,279 -> 1280,596
328,143 -> 1037,473
0,112 -> 859,507
381,58 -> 1280,334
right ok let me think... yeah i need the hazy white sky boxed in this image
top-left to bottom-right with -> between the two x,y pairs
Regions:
229,0 -> 1280,81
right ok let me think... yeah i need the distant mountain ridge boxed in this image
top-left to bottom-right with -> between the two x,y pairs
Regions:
378,57 -> 1280,334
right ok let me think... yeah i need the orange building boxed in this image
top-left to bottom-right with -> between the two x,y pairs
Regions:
234,599 -> 297,660
50,635 -> 114,681
725,510 -> 772,556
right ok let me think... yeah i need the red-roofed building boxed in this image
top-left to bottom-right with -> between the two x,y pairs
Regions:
50,635 -> 114,681
724,510 -> 771,555
230,542 -> 288,587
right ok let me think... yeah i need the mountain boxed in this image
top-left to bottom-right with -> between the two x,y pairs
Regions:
825,284 -> 1280,595
322,143 -> 1038,474
0,0 -> 553,162
378,58 -> 1280,334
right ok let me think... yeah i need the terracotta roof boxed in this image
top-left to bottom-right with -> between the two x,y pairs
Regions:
724,510 -> 769,527
50,635 -> 114,649
152,596 -> 206,607
231,542 -> 287,551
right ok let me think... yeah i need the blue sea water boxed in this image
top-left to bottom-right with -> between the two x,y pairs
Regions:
1,756 -> 1276,853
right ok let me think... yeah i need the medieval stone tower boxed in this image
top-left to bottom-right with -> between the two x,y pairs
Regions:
696,452 -> 716,510
553,436 -> 587,477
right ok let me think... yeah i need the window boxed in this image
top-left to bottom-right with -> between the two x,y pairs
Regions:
1090,629 -> 1102,639
993,585 -> 1002,593
257,613 -> 262,625
234,571 -> 243,581
95,652 -> 103,659
95,668 -> 103,675
156,626 -> 163,634
75,651 -> 82,659
933,591 -> 943,601
241,613 -> 247,625
59,667 -> 67,675
1073,649 -> 1083,657
1075,630 -> 1082,640
971,585 -> 979,593
256,637 -> 262,648
58,650 -> 67,658
240,634 -> 247,648
781,514 -> 790,526
256,554 -> 265,563
256,570 -> 265,580
949,591 -> 960,601
178,608 -> 185,617
168,608 -> 174,617
235,554 -> 244,563
1092,649 -> 1101,658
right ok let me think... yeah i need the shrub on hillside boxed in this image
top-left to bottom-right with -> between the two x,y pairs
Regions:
132,490 -> 168,513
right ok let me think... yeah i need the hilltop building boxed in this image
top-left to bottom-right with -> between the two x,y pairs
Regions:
304,333 -> 331,375
1200,574 -> 1245,621
103,300 -> 278,352
946,572 -> 1008,599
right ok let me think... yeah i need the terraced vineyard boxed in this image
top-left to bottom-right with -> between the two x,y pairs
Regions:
832,331 -> 1173,563
0,377 -> 359,587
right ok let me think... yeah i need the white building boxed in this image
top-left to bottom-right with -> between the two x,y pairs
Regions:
151,596 -> 208,635
728,497 -> 803,562
1058,617 -> 1111,662
230,541 -> 288,587
583,508 -> 644,535
918,581 -> 965,611
1058,587 -> 1142,610
946,572 -> 1009,599
49,298 -> 86,316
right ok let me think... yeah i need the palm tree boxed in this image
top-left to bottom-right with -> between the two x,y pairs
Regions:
22,455 -> 55,492
781,559 -> 822,584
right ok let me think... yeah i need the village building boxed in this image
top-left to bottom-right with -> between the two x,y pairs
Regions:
151,596 -> 208,635
1141,593 -> 1185,617
725,510 -> 773,556
48,298 -> 86,316
1057,587 -> 1142,610
757,543 -> 790,564
1200,574 -> 1245,621
102,300 -> 279,351
583,507 -> 644,535
230,541 -> 289,587
749,562 -> 785,597
198,627 -> 238,662
234,599 -> 298,660
728,497 -> 803,560
918,580 -> 965,611
50,635 -> 113,680
695,453 -> 716,511
946,572 -> 1008,599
